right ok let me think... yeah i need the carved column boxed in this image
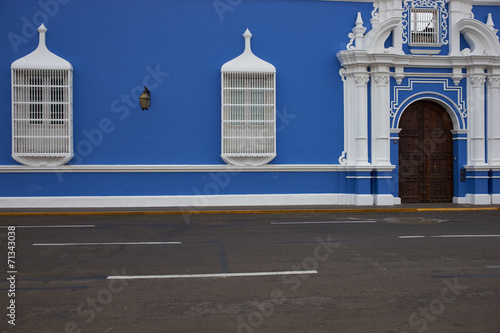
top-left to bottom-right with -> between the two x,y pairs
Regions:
466,71 -> 490,204
448,0 -> 464,56
371,71 -> 391,166
468,74 -> 486,165
487,75 -> 500,165
354,72 -> 370,165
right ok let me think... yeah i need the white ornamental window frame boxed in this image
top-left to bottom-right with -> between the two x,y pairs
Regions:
11,24 -> 73,167
410,8 -> 441,46
402,0 -> 449,49
220,29 -> 277,167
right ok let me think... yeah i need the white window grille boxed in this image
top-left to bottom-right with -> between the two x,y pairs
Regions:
221,30 -> 276,166
11,24 -> 73,167
410,8 -> 439,45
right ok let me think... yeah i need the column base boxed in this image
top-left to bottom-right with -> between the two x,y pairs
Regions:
491,194 -> 500,204
373,194 -> 395,206
453,197 -> 467,204
465,194 -> 491,205
355,194 -> 374,206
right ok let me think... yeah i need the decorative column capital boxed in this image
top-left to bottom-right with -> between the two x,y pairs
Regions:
488,76 -> 500,88
470,75 -> 486,88
354,74 -> 370,87
373,74 -> 390,86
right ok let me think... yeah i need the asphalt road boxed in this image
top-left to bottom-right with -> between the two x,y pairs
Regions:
1,210 -> 499,333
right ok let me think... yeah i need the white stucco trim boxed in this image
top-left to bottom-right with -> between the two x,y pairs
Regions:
458,19 -> 500,56
464,165 -> 492,172
492,194 -> 500,204
453,196 -> 467,204
365,17 -> 401,54
466,193 -> 492,205
0,193 -> 395,209
374,194 -> 397,206
0,164 -> 395,173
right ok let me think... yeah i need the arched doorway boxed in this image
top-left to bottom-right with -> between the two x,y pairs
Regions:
399,100 -> 454,203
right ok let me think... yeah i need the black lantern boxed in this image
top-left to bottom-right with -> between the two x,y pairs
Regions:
139,86 -> 151,110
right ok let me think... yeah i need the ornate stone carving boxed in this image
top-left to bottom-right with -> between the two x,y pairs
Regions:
373,74 -> 390,86
338,151 -> 347,165
488,76 -> 500,88
470,76 -> 486,88
370,2 -> 380,28
354,74 -> 369,86
339,68 -> 346,82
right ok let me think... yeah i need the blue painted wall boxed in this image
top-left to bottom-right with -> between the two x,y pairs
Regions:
2,1 -> 500,200
0,171 -> 345,197
0,0 -> 374,166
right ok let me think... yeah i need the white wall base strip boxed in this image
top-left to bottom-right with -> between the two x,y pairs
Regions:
492,194 -> 500,205
373,194 -> 396,206
453,197 -> 467,204
465,194 -> 491,205
354,194 -> 374,206
0,193 -> 392,209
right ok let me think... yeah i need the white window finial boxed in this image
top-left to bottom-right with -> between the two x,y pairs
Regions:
243,28 -> 252,39
38,23 -> 47,33
243,29 -> 253,54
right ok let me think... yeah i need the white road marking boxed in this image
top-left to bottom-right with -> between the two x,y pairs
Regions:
0,225 -> 95,228
430,235 -> 500,238
486,265 -> 500,269
33,241 -> 181,246
107,270 -> 318,280
271,221 -> 377,225
399,235 -> 426,239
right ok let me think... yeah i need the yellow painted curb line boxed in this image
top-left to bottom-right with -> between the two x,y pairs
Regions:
0,207 -> 499,217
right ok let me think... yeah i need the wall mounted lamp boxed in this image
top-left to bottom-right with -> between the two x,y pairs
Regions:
139,86 -> 151,110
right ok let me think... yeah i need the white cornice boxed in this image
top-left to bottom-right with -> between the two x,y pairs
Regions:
0,164 -> 396,173
339,49 -> 500,68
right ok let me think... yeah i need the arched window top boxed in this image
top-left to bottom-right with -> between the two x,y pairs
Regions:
221,29 -> 275,74
11,24 -> 72,71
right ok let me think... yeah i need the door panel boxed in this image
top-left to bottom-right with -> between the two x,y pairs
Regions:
399,101 -> 453,203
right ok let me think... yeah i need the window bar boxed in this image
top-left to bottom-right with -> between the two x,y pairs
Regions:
45,70 -> 49,153
44,70 -> 47,154
33,70 -> 36,153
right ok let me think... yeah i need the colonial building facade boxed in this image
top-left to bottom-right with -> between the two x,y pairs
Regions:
1,0 -> 499,208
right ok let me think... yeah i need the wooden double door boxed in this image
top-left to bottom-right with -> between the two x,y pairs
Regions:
399,101 -> 454,203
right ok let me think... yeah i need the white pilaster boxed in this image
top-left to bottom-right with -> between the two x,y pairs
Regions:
468,70 -> 487,165
343,69 -> 356,165
354,71 -> 370,166
371,67 -> 391,166
448,0 -> 472,56
389,0 -> 403,54
487,74 -> 500,165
